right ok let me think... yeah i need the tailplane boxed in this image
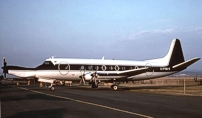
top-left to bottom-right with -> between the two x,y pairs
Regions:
147,39 -> 200,69
162,39 -> 200,69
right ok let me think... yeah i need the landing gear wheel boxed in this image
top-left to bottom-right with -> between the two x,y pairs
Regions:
111,85 -> 118,91
50,86 -> 55,90
91,82 -> 98,88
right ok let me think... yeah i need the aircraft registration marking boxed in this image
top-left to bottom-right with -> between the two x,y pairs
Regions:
18,87 -> 153,118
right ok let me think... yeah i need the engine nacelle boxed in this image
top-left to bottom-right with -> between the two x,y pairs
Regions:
38,78 -> 55,84
84,73 -> 92,81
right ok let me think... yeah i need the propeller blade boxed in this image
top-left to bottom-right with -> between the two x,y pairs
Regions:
4,73 -> 6,79
82,77 -> 85,85
3,57 -> 7,67
90,71 -> 99,88
2,57 -> 7,79
79,68 -> 86,85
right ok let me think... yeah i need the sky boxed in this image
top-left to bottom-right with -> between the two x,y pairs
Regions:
0,0 -> 202,71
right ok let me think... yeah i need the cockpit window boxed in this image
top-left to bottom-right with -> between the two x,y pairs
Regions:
43,61 -> 52,65
36,61 -> 54,69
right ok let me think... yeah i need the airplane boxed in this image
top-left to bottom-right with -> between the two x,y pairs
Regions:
1,39 -> 200,90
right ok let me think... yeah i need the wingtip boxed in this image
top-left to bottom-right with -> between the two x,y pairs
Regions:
193,57 -> 201,61
172,57 -> 200,69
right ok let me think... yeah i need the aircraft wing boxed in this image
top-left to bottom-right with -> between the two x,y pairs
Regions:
96,67 -> 152,77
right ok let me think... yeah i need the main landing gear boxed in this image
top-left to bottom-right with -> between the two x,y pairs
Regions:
89,78 -> 99,88
91,82 -> 98,88
90,72 -> 99,89
110,81 -> 120,91
111,84 -> 118,91
90,81 -> 119,91
88,72 -> 120,91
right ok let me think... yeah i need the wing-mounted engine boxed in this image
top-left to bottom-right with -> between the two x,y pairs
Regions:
79,71 -> 99,88
83,73 -> 92,81
79,72 -> 93,84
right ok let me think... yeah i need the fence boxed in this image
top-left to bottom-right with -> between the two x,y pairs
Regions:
134,76 -> 202,86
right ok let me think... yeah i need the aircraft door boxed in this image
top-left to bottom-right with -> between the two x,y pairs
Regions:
58,61 -> 70,76
145,63 -> 153,76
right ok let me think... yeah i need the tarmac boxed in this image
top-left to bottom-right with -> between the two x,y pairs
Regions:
0,83 -> 202,118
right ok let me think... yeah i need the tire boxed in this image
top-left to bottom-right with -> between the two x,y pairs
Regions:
91,82 -> 98,88
111,85 -> 118,91
50,86 -> 55,90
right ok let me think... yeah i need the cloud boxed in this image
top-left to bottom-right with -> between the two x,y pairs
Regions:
117,26 -> 202,70
127,26 -> 202,40
154,19 -> 172,23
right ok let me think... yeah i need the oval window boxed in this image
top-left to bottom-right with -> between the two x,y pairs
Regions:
102,65 -> 106,71
110,66 -> 113,70
58,61 -> 70,76
95,66 -> 99,70
88,65 -> 93,70
81,66 -> 85,70
115,65 -> 119,71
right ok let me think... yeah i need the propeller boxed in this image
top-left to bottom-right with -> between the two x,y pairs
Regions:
79,68 -> 86,85
90,71 -> 99,86
2,57 -> 8,79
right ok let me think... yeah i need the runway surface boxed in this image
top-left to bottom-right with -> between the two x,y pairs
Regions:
1,84 -> 202,118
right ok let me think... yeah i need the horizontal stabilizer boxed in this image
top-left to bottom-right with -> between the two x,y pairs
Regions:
172,57 -> 201,69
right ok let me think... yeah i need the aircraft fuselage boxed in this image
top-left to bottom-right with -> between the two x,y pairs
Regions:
2,39 -> 200,90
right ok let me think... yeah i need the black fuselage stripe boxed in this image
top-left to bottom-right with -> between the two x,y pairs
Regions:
5,64 -> 185,72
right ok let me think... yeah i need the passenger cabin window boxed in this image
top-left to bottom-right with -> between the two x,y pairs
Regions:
88,65 -> 93,70
110,66 -> 113,70
95,66 -> 99,70
80,66 -> 85,70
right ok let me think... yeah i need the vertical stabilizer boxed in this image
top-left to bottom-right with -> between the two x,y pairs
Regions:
165,39 -> 185,66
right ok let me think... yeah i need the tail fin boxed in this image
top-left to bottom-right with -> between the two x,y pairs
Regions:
164,39 -> 200,69
147,39 -> 200,69
166,39 -> 185,66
